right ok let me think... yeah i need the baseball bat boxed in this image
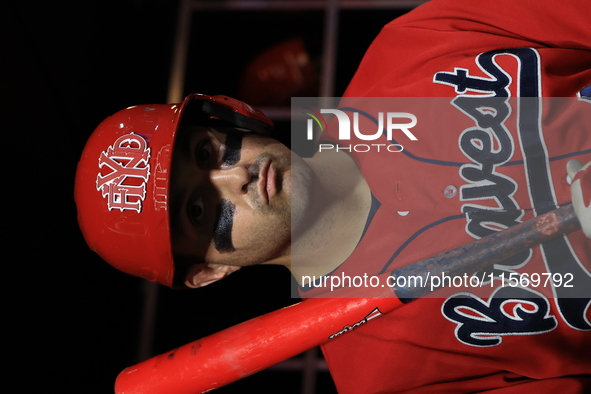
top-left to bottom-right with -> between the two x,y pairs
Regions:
115,203 -> 581,394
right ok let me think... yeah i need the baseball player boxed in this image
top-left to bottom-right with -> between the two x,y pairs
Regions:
75,0 -> 591,392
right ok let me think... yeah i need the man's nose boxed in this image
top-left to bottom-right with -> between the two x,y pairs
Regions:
210,166 -> 251,196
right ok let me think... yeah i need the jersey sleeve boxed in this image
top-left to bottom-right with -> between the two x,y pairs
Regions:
343,0 -> 591,98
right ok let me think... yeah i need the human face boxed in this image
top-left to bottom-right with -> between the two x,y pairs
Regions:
170,125 -> 296,268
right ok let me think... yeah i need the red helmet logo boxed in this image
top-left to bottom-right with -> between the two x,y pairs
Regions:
96,133 -> 151,212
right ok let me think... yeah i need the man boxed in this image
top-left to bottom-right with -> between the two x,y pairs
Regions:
75,0 -> 590,392
75,93 -> 369,289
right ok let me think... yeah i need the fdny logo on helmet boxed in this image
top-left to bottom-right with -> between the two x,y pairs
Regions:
96,133 -> 151,212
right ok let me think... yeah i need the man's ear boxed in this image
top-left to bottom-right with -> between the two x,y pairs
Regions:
184,263 -> 241,288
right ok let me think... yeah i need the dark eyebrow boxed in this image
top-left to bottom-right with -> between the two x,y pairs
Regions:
222,130 -> 243,166
213,199 -> 236,253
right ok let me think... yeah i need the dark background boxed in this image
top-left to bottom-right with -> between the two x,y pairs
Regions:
6,1 -> 411,392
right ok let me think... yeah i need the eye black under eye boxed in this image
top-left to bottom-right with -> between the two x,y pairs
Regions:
222,130 -> 243,166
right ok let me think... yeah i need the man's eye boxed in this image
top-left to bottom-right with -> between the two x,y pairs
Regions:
196,141 -> 213,166
190,198 -> 205,222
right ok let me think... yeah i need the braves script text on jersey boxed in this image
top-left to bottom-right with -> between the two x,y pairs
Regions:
299,0 -> 591,392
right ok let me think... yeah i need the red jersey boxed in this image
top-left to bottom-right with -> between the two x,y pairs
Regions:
299,0 -> 591,392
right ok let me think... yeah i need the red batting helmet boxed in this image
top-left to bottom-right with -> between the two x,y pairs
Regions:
75,94 -> 273,287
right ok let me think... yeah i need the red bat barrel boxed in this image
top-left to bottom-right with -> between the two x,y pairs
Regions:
116,291 -> 404,394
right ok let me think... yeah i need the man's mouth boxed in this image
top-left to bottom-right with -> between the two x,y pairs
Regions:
258,158 -> 274,205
